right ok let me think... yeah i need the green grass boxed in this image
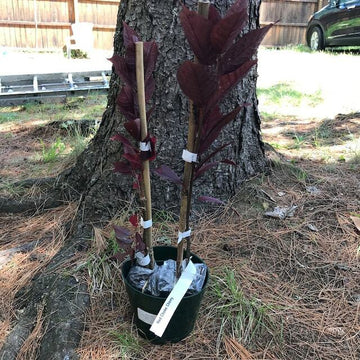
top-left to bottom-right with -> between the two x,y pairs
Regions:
40,137 -> 66,163
210,269 -> 281,349
0,111 -> 18,124
257,83 -> 323,108
110,330 -> 141,358
0,94 -> 107,126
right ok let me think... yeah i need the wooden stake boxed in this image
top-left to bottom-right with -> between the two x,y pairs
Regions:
135,41 -> 154,269
176,0 -> 210,277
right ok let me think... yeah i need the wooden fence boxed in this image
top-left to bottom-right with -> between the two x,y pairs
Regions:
1,0 -> 329,50
0,0 -> 120,50
260,0 -> 327,46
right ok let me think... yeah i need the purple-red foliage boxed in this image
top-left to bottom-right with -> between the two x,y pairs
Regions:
110,23 -> 158,182
112,215 -> 146,262
176,0 -> 272,172
155,1 -> 271,202
110,24 -> 159,261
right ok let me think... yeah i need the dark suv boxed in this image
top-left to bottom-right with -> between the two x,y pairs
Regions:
306,0 -> 360,50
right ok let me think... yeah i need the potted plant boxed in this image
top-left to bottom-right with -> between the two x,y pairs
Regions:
110,0 -> 272,344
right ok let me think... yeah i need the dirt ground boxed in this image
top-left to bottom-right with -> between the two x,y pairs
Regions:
0,48 -> 359,359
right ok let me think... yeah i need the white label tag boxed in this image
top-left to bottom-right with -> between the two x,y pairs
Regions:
182,149 -> 198,163
177,229 -> 191,244
149,260 -> 196,337
137,308 -> 157,325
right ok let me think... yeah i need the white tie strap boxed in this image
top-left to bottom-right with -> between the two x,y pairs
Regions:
140,218 -> 153,229
178,229 -> 191,244
182,149 -> 198,163
139,141 -> 151,151
135,252 -> 151,266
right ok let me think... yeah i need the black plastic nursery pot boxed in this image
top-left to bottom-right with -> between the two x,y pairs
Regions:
121,246 -> 208,344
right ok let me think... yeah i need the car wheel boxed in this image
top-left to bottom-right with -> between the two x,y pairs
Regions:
309,27 -> 324,51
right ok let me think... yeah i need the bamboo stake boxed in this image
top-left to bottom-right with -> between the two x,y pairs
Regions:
176,0 -> 210,277
135,41 -> 154,269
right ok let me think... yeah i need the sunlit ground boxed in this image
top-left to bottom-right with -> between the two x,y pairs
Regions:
257,47 -> 360,120
257,47 -> 360,164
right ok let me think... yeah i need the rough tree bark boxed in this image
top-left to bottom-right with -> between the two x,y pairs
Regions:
0,1 -> 266,359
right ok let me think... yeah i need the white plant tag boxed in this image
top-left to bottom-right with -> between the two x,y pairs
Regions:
150,260 -> 196,337
137,308 -> 157,325
182,149 -> 198,163
177,229 -> 191,244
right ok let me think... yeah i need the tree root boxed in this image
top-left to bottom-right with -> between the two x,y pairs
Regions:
0,225 -> 92,360
11,177 -> 56,189
0,196 -> 65,214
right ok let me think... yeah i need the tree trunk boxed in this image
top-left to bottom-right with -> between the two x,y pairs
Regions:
60,0 -> 266,220
0,1 -> 266,358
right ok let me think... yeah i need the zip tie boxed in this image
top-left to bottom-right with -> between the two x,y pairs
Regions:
140,218 -> 153,229
182,149 -> 197,163
139,141 -> 151,151
135,252 -> 151,266
178,229 -> 191,244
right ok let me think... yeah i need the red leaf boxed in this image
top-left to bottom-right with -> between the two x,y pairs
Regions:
210,10 -> 247,53
145,76 -> 155,103
208,60 -> 256,109
221,159 -> 236,166
123,22 -> 139,47
114,225 -> 132,243
123,153 -> 142,171
111,133 -> 133,148
179,5 -> 217,65
116,85 -> 137,121
124,44 -> 136,72
201,105 -> 222,140
177,61 -> 218,106
147,107 -> 154,122
153,165 -> 182,185
113,161 -> 132,174
219,24 -> 273,74
111,246 -> 133,263
199,107 -> 242,154
135,232 -> 146,252
111,133 -> 138,156
194,162 -> 218,180
198,196 -> 225,205
143,41 -> 158,81
198,142 -> 231,165
124,118 -> 141,141
129,214 -> 138,227
109,54 -> 136,88
208,5 -> 221,26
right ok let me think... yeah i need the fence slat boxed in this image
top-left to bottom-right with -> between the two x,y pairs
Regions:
0,0 -> 120,50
